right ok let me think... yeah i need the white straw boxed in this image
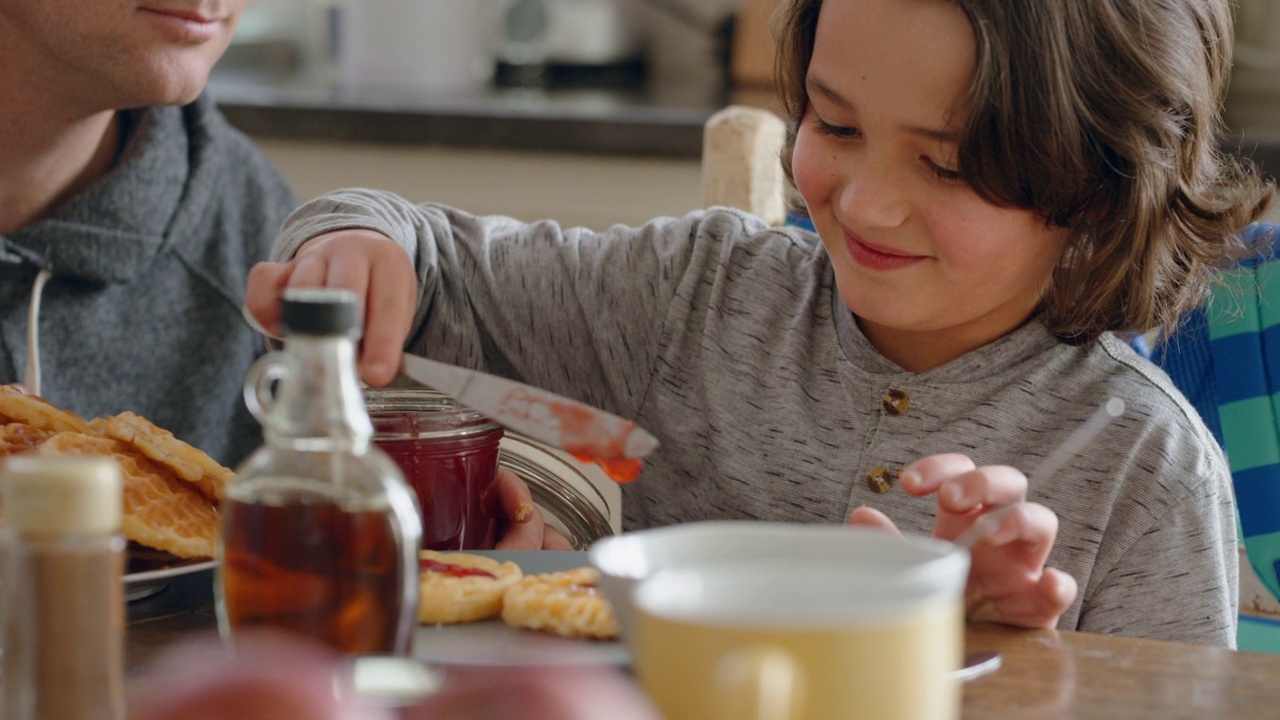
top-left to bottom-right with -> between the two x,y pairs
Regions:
955,398 -> 1125,549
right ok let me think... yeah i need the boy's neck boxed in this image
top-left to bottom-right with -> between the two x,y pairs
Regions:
0,89 -> 123,236
856,314 -> 1028,373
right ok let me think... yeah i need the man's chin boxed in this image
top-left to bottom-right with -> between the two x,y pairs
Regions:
165,85 -> 207,107
134,73 -> 214,108
121,48 -> 225,105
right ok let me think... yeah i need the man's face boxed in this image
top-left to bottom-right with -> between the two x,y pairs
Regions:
0,0 -> 248,113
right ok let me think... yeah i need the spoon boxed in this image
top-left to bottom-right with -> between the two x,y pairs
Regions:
346,649 -> 1006,709
953,397 -> 1125,549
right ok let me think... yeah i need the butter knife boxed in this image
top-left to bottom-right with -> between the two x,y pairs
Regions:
401,354 -> 659,463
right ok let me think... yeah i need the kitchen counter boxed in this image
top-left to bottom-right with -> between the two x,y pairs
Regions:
210,67 -> 1280,173
207,67 -> 1280,230
208,68 -> 741,159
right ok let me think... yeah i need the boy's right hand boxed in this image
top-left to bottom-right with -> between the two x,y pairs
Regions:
245,230 -> 418,387
848,454 -> 1078,630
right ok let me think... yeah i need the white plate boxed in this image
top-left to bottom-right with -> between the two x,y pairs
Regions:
407,549 -> 996,679
124,550 -> 217,602
413,550 -> 628,667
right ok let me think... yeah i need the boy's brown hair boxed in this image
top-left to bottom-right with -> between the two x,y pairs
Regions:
775,0 -> 1275,342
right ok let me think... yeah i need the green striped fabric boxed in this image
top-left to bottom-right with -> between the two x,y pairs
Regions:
1204,225 -> 1280,624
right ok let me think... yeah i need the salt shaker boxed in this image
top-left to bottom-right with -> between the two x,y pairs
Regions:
0,455 -> 126,720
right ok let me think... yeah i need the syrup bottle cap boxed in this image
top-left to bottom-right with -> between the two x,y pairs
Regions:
281,287 -> 360,336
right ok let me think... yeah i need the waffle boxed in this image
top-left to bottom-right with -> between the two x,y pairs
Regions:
0,388 -> 227,559
417,551 -> 523,624
37,432 -> 218,559
0,422 -> 54,457
92,411 -> 233,501
0,385 -> 94,434
500,567 -> 618,640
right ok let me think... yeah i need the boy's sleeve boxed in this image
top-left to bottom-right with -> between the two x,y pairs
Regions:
271,188 -> 425,266
1075,478 -> 1239,647
271,188 -> 766,420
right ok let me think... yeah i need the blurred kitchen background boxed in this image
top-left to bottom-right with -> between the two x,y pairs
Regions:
210,0 -> 1280,229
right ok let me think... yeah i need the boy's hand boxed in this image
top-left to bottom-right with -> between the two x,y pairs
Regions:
848,453 -> 1078,629
494,468 -> 573,550
244,230 -> 417,387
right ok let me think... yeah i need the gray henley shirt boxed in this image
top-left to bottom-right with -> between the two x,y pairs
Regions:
276,190 -> 1238,647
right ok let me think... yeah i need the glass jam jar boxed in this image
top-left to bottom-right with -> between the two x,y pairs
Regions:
365,387 -> 504,551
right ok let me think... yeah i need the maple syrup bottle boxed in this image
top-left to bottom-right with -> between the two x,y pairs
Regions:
217,287 -> 422,655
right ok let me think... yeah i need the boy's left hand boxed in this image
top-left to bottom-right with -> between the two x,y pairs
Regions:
493,468 -> 573,550
848,453 -> 1078,630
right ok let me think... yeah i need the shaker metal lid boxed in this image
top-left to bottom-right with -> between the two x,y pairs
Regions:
281,287 -> 360,336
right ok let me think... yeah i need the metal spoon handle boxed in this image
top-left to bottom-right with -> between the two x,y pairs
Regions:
955,398 -> 1125,549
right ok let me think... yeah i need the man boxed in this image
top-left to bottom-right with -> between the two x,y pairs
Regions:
0,1 -> 297,465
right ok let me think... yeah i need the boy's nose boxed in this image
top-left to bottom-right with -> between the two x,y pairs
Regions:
840,156 -> 911,230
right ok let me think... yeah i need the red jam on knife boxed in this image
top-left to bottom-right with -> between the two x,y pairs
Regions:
571,454 -> 644,483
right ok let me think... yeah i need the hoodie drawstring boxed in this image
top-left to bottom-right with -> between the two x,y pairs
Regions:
25,268 -> 52,396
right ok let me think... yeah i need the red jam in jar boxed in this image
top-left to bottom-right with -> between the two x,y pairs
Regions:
365,388 -> 504,551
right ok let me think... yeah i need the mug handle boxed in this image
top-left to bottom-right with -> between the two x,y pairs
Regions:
242,351 -> 287,426
714,645 -> 806,720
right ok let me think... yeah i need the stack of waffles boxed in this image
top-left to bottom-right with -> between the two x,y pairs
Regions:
0,386 -> 228,559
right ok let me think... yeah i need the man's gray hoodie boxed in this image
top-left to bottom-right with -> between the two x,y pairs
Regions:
0,94 -> 297,466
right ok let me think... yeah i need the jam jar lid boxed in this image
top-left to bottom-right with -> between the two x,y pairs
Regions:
365,387 -> 502,440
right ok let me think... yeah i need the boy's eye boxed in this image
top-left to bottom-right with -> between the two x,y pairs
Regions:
813,118 -> 859,139
924,157 -> 964,184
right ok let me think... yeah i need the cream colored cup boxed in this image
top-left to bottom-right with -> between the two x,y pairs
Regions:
589,521 -> 966,641
630,546 -> 968,720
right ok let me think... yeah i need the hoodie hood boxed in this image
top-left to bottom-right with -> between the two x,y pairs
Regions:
2,98 -> 220,284
0,94 -> 297,465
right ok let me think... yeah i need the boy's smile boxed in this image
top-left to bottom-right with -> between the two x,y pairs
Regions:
844,229 -> 928,272
790,0 -> 1071,373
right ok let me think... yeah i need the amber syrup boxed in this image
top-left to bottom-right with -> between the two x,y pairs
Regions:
220,480 -> 407,655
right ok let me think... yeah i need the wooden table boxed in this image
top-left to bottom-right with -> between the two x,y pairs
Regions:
962,623 -> 1280,718
127,570 -> 1280,718
125,567 -> 220,672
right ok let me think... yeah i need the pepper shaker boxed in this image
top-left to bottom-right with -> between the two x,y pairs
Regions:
1,454 -> 126,720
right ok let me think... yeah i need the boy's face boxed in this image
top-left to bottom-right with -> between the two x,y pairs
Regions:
790,0 -> 1071,372
0,0 -> 248,112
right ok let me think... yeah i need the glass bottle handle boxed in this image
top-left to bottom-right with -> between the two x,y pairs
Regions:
242,352 -> 287,426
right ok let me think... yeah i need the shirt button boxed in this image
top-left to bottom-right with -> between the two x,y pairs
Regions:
867,466 -> 894,494
883,389 -> 910,416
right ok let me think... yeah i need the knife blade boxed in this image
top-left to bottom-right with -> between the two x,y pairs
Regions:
400,354 -> 659,465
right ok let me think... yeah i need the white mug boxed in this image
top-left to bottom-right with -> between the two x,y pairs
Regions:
589,521 -> 966,642
630,553 -> 968,720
